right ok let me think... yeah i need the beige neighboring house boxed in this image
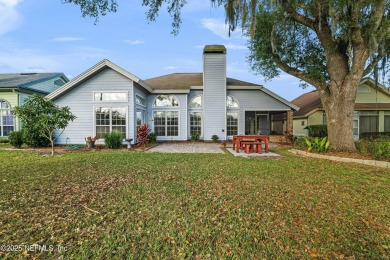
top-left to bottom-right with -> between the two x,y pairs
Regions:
282,78 -> 390,139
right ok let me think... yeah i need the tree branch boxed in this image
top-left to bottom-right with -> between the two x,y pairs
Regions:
280,0 -> 315,30
363,53 -> 388,76
272,53 -> 326,90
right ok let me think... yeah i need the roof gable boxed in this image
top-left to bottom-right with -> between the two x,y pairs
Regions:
46,59 -> 152,100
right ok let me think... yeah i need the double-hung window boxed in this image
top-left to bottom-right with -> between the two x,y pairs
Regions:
0,101 -> 14,137
95,107 -> 127,138
153,111 -> 179,137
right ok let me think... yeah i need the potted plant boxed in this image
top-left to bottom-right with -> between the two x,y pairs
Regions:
85,136 -> 99,148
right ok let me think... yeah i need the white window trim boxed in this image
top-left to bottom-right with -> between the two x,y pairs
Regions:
93,91 -> 129,102
0,100 -> 14,137
153,95 -> 180,108
189,95 -> 202,109
136,108 -> 146,127
226,95 -> 240,109
153,110 -> 180,137
189,111 -> 203,137
135,94 -> 146,107
93,106 -> 128,140
226,112 -> 239,137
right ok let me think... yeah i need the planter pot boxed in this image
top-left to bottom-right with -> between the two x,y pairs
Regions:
86,141 -> 95,149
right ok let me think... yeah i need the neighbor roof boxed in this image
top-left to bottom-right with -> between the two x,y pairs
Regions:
0,73 -> 66,94
144,73 -> 261,90
292,78 -> 390,118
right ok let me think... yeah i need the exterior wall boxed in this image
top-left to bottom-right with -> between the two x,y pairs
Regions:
24,76 -> 67,94
54,68 -> 135,144
203,53 -> 226,140
147,93 -> 188,141
355,83 -> 390,103
227,90 -> 292,136
308,111 -> 324,125
293,118 -> 308,136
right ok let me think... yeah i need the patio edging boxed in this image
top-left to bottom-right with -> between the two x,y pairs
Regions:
289,149 -> 390,168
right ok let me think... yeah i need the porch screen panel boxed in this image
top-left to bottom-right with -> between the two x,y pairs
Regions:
384,115 -> 390,132
359,111 -> 379,134
227,112 -> 238,136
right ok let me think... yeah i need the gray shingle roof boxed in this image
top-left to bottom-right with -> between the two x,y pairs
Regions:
144,73 -> 261,89
0,73 -> 63,87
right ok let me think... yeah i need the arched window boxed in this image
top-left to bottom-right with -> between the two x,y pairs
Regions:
227,96 -> 239,108
153,95 -> 179,107
189,95 -> 202,108
0,100 -> 14,137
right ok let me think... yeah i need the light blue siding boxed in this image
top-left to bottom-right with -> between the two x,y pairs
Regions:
54,68 -> 135,144
227,90 -> 292,135
203,53 -> 226,140
24,75 -> 66,94
147,94 -> 187,141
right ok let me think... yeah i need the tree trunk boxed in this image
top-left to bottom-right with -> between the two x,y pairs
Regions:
321,80 -> 359,151
50,137 -> 55,156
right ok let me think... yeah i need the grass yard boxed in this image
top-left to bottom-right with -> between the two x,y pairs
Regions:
0,148 -> 389,259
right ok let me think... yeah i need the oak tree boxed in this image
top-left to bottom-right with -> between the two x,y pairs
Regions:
62,0 -> 390,151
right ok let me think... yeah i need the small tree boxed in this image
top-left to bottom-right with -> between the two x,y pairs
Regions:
14,95 -> 76,156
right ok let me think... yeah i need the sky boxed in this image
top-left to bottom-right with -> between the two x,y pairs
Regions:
0,0 -> 315,101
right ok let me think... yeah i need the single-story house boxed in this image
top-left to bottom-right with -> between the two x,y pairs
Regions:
0,73 -> 68,137
47,45 -> 299,144
273,78 -> 390,139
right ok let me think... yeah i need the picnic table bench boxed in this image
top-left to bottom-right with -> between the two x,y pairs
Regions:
232,135 -> 269,154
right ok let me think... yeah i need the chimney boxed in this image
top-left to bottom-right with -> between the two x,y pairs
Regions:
202,45 -> 227,141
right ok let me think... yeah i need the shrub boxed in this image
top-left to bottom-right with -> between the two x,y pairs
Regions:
305,125 -> 328,138
8,131 -> 23,148
22,126 -> 50,147
305,137 -> 329,153
356,139 -> 390,160
0,138 -> 9,143
104,131 -> 123,149
137,124 -> 151,146
294,136 -> 309,149
148,132 -> 157,144
211,135 -> 219,142
360,132 -> 390,140
191,133 -> 201,142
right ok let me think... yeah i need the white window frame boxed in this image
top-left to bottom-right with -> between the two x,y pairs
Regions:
226,112 -> 239,136
189,95 -> 202,109
153,110 -> 180,137
0,100 -> 14,137
189,112 -> 203,137
136,109 -> 145,127
93,106 -> 128,139
226,95 -> 240,109
153,95 -> 180,108
135,94 -> 146,107
93,91 -> 128,102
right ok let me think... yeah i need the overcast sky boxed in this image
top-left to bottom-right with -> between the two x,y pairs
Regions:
0,0 -> 315,100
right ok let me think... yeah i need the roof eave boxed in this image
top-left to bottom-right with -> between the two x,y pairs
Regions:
260,87 -> 300,111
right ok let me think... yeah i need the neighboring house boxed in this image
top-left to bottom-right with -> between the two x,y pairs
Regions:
275,78 -> 390,139
0,73 -> 68,137
47,45 -> 299,144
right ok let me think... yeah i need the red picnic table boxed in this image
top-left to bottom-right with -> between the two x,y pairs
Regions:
232,135 -> 269,154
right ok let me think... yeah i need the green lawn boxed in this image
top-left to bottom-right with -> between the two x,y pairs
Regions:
0,148 -> 389,259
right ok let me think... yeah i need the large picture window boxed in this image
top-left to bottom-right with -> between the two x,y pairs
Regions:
227,112 -> 238,136
0,100 -> 14,137
95,107 -> 127,138
190,112 -> 202,136
153,111 -> 179,136
359,111 -> 379,134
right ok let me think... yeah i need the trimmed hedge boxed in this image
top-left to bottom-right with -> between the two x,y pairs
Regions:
305,125 -> 328,138
360,132 -> 390,140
